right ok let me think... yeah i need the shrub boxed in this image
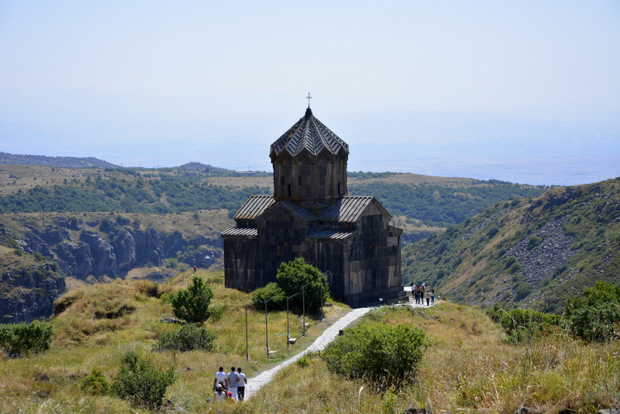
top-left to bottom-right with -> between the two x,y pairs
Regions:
322,322 -> 427,389
154,323 -> 217,351
80,368 -> 110,395
251,282 -> 286,310
276,258 -> 328,312
134,280 -> 159,298
487,304 -> 560,343
170,276 -> 213,324
565,282 -> 620,342
112,351 -> 175,409
0,320 -> 53,357
515,282 -> 532,301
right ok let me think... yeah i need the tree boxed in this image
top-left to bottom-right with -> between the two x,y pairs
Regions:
565,282 -> 620,342
275,258 -> 328,312
251,282 -> 286,310
322,322 -> 427,389
170,276 -> 213,324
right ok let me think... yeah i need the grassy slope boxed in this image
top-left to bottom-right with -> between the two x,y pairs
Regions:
402,178 -> 620,312
0,269 -> 349,413
1,276 -> 617,413
241,303 -> 619,414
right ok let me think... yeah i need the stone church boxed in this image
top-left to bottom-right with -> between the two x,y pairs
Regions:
221,107 -> 404,306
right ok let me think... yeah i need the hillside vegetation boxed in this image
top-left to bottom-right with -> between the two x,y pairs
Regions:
0,272 -> 617,413
403,178 -> 620,312
0,164 -> 547,228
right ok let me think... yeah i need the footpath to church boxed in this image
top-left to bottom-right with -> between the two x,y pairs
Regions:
245,296 -> 433,400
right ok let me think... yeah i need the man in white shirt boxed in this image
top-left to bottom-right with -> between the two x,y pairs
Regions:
213,366 -> 227,391
236,367 -> 247,401
226,366 -> 239,400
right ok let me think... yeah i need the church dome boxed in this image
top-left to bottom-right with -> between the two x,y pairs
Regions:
270,108 -> 349,158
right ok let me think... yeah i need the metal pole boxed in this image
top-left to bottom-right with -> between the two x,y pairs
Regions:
300,282 -> 312,336
302,285 -> 306,336
265,300 -> 269,358
285,292 -> 300,350
286,297 -> 290,350
245,304 -> 249,361
320,282 -> 323,319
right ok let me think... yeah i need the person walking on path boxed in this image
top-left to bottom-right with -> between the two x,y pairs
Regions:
430,288 -> 435,305
237,367 -> 247,401
213,366 -> 226,391
226,366 -> 239,400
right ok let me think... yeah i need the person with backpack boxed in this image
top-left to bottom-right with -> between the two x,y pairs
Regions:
226,366 -> 239,400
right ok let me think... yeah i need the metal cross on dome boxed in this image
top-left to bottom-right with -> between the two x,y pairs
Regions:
306,92 -> 312,108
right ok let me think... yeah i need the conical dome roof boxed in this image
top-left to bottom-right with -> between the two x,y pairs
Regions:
270,108 -> 349,158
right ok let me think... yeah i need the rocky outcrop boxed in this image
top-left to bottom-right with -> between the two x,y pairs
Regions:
133,228 -> 164,266
0,262 -> 66,323
163,231 -> 187,257
505,216 -> 580,288
54,241 -> 95,277
80,231 -> 117,274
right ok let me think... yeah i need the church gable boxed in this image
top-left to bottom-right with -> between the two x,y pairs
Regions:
320,196 -> 391,224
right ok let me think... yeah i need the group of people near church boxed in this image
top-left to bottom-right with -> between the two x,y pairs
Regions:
212,366 -> 247,404
411,283 -> 435,306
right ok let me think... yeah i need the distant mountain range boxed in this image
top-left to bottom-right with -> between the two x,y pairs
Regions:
0,152 -> 260,175
0,152 -> 119,168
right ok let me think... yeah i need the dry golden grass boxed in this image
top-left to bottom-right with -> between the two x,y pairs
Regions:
238,302 -> 619,414
0,268 -> 350,413
1,274 -> 617,413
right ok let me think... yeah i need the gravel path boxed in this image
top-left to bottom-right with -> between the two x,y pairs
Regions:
244,296 -> 433,400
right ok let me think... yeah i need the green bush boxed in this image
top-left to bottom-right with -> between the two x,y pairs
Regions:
515,282 -> 532,301
80,368 -> 110,395
170,276 -> 213,324
487,304 -> 560,343
112,351 -> 175,409
276,258 -> 328,313
0,320 -> 53,356
322,322 -> 427,389
154,323 -> 217,352
165,258 -> 178,269
251,282 -> 286,310
565,282 -> 620,342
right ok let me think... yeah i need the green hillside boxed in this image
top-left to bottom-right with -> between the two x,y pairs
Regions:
402,178 -> 620,312
0,165 -> 547,230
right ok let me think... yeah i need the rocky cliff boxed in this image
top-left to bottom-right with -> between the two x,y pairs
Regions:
1,215 -> 223,323
18,216 -> 222,280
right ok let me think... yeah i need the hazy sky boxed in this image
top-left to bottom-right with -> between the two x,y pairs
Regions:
1,1 -> 619,185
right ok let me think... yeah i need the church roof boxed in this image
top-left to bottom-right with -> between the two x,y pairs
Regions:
307,229 -> 356,240
276,201 -> 318,222
221,226 -> 258,237
233,195 -> 275,221
270,108 -> 349,158
321,196 -> 391,223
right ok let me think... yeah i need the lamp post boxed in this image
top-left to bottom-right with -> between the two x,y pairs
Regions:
244,299 -> 261,361
286,292 -> 300,349
263,295 -> 280,358
301,282 -> 312,336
